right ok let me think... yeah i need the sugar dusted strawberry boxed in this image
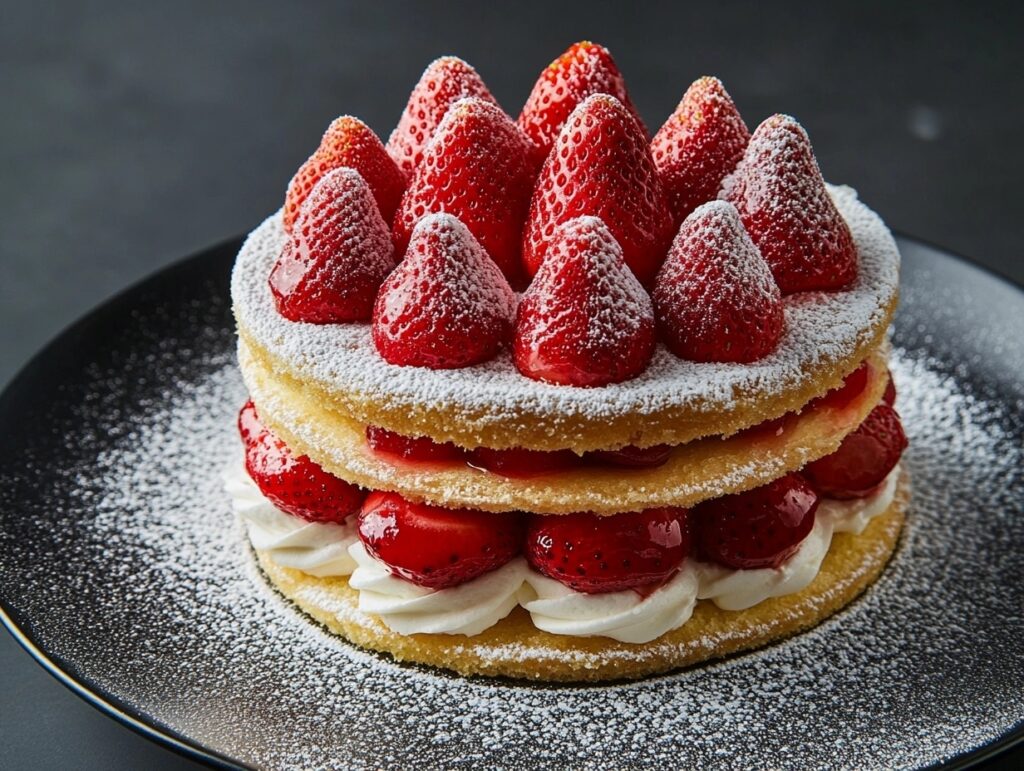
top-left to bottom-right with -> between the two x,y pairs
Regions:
721,114 -> 857,294
358,492 -> 523,589
283,116 -> 405,233
515,216 -> 656,386
392,97 -> 535,286
373,212 -> 517,369
525,507 -> 690,594
468,447 -> 580,478
803,403 -> 907,499
238,400 -> 365,523
387,56 -> 501,182
653,200 -> 783,363
518,41 -> 646,163
522,94 -> 673,287
365,426 -> 465,464
651,76 -> 750,226
695,473 -> 818,570
270,168 -> 396,323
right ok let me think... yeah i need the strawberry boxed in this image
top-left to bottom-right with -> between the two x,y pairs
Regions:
808,361 -> 870,411
695,473 -> 818,570
468,447 -> 580,478
238,400 -> 365,523
373,212 -> 517,369
883,374 -> 897,406
514,216 -> 656,386
358,492 -> 523,589
525,507 -> 690,594
386,57 -> 501,183
283,116 -> 405,233
588,444 -> 673,469
270,168 -> 397,323
803,403 -> 907,499
720,114 -> 857,294
518,41 -> 645,164
521,94 -> 673,287
365,426 -> 465,464
651,76 -> 750,226
653,200 -> 784,363
392,97 -> 535,286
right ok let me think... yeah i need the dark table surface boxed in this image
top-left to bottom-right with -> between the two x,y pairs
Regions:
1,1 -> 1022,768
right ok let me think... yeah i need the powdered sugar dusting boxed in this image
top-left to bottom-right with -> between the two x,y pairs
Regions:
233,185 -> 898,429
1,258 -> 1021,767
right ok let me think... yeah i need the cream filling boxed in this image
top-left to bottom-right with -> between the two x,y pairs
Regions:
228,463 -> 899,642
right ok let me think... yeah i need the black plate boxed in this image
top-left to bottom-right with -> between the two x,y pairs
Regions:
0,235 -> 1022,770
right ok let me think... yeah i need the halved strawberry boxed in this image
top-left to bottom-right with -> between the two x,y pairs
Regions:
695,472 -> 818,570
514,216 -> 656,386
720,114 -> 857,294
651,76 -> 750,226
358,492 -> 523,589
392,97 -> 535,286
283,116 -> 405,233
653,200 -> 783,363
808,361 -> 870,411
518,41 -> 646,164
373,212 -> 517,369
238,400 -> 365,523
521,94 -> 673,287
588,444 -> 673,469
525,507 -> 690,594
365,426 -> 465,464
883,374 -> 897,406
270,168 -> 396,323
468,447 -> 580,478
386,56 -> 500,182
803,403 -> 907,499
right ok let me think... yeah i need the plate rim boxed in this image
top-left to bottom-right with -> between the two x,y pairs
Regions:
0,232 -> 1021,770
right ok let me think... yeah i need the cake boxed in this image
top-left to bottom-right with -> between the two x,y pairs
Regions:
226,42 -> 909,682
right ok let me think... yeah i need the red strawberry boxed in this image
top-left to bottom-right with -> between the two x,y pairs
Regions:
521,94 -> 673,287
883,374 -> 897,406
518,41 -> 646,164
695,473 -> 818,570
270,168 -> 396,323
392,97 -> 535,286
514,216 -> 656,386
468,447 -> 580,478
653,200 -> 784,363
525,507 -> 690,594
651,76 -> 750,226
238,400 -> 365,523
373,212 -> 517,369
803,403 -> 907,499
720,114 -> 857,294
808,361 -> 870,411
358,492 -> 523,589
386,56 -> 501,182
283,116 -> 405,233
365,426 -> 465,464
589,444 -> 673,469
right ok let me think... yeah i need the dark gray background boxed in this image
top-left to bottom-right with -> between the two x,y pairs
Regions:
1,1 -> 1021,768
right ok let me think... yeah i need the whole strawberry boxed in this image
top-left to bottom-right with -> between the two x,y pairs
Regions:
358,492 -> 523,589
522,94 -> 673,287
651,76 -> 750,226
803,403 -> 907,498
270,168 -> 396,323
238,400 -> 365,523
283,116 -> 405,233
518,41 -> 645,164
653,200 -> 784,363
720,114 -> 857,294
373,212 -> 517,369
386,56 -> 501,182
515,216 -> 656,387
525,507 -> 690,594
392,97 -> 535,286
695,473 -> 818,570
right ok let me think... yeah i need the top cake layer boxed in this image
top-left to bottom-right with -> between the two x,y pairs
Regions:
232,185 -> 899,453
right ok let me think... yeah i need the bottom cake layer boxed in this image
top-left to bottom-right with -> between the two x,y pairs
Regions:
254,470 -> 909,682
